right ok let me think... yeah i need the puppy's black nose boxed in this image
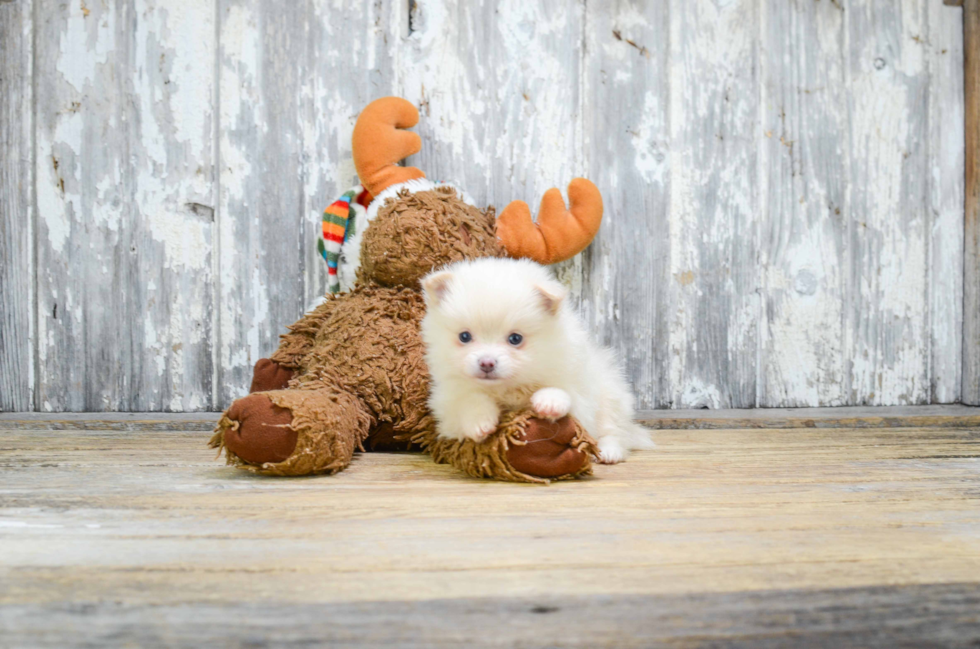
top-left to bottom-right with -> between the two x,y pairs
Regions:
479,358 -> 496,373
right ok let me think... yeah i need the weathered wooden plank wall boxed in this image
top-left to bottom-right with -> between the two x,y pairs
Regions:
930,0 -> 966,404
583,1 -> 671,407
32,0 -> 216,411
0,0 -> 966,412
761,0 -> 847,408
0,0 -> 34,412
215,1 -> 397,406
964,0 -> 980,405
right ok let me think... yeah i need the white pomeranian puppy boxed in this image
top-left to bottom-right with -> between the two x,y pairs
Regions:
420,257 -> 653,464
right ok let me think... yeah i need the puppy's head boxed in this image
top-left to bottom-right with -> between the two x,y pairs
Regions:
421,258 -> 567,387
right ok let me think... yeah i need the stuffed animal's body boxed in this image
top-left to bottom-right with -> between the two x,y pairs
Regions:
210,97 -> 606,482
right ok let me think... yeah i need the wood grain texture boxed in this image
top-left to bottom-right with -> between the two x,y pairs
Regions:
845,0 -> 931,405
1,420 -> 979,645
32,0 -> 216,411
0,0 -> 34,412
396,0 -> 592,374
929,0 -> 965,404
581,1 -> 671,409
215,0 -> 397,408
636,403 -> 980,429
964,0 -> 980,404
3,403 -> 980,430
0,411 -> 218,431
0,0 -> 969,411
759,0 -> 848,407
3,585 -> 979,648
397,0 -> 585,227
667,0 -> 761,408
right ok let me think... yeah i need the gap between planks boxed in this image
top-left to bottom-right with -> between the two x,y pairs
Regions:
1,405 -> 979,432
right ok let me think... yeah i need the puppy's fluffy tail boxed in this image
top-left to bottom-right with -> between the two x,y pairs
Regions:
588,346 -> 656,451
597,394 -> 655,451
619,419 -> 656,450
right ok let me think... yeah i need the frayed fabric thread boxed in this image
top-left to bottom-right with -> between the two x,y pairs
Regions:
211,408 -> 598,483
420,410 -> 598,485
210,188 -> 594,482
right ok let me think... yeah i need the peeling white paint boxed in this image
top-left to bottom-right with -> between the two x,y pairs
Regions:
12,0 -> 965,412
30,0 -> 217,411
677,378 -> 723,410
0,0 -> 35,417
667,0 -> 760,408
846,0 -> 930,405
632,91 -> 668,186
37,111 -> 83,254
399,0 -> 490,183
56,1 -> 113,93
161,3 -> 215,152
245,266 -> 270,384
148,214 -> 210,272
927,0 -> 965,403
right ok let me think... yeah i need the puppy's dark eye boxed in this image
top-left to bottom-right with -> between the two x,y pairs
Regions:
507,333 -> 523,346
459,331 -> 473,343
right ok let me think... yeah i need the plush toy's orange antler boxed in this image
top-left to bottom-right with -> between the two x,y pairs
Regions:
352,97 -> 426,199
496,178 -> 604,264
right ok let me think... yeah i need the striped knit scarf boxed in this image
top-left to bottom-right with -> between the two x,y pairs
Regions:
318,185 -> 368,293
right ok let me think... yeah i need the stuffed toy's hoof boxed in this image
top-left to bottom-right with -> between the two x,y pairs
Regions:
220,393 -> 297,464
423,409 -> 598,484
212,388 -> 373,476
506,416 -> 589,478
250,358 -> 295,393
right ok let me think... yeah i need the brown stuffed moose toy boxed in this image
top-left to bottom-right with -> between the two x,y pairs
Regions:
210,97 -> 605,483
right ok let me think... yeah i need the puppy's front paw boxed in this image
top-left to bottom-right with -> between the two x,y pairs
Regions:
531,388 -> 571,420
462,413 -> 499,442
597,437 -> 629,464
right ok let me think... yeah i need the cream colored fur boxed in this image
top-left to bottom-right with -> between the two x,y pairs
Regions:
421,258 -> 654,464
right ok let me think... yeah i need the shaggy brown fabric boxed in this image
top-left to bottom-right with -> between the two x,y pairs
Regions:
421,409 -> 598,485
366,421 -> 421,452
288,285 -> 434,441
214,187 -> 599,482
210,412 -> 418,471
269,300 -> 340,371
211,387 -> 372,476
250,358 -> 295,393
359,188 -> 502,288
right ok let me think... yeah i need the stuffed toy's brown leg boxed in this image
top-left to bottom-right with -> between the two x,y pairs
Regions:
249,358 -> 295,393
265,299 -> 338,371
218,359 -> 596,482
423,410 -> 598,484
210,387 -> 372,476
505,416 -> 594,478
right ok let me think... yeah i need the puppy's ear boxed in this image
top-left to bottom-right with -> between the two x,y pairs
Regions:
422,271 -> 454,306
535,281 -> 567,316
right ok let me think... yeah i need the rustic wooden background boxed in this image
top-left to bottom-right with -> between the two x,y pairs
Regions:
0,0 -> 966,412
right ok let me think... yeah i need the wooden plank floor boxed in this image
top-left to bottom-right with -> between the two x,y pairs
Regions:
1,410 -> 980,647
